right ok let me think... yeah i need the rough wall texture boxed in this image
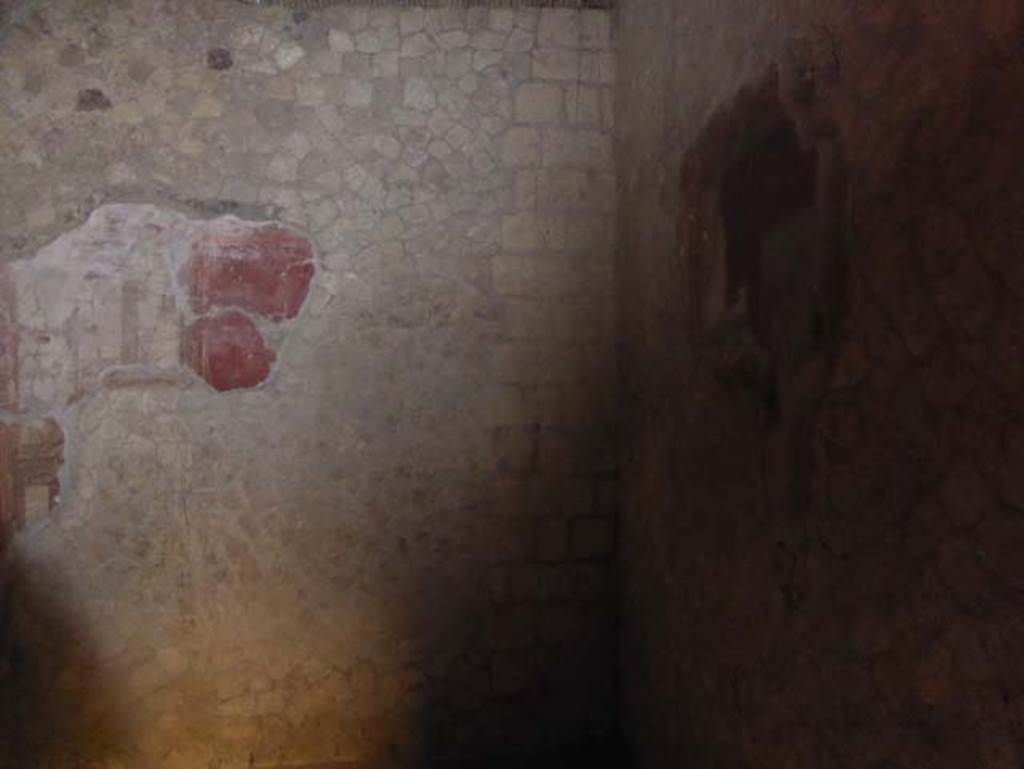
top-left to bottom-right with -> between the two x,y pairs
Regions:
617,0 -> 1024,767
0,2 -> 617,766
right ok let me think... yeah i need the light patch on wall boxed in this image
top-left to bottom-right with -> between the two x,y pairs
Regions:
0,204 -> 315,540
7,204 -> 316,407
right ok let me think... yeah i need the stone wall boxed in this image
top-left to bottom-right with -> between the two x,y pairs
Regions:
0,1 -> 617,766
616,0 -> 1024,766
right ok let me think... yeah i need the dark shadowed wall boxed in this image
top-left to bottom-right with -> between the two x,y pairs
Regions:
616,0 -> 1024,766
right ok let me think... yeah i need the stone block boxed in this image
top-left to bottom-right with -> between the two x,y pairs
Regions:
514,82 -> 563,123
581,52 -> 616,84
435,30 -> 470,51
491,425 -> 536,474
372,51 -> 400,78
485,605 -> 536,650
490,10 -> 517,33
328,29 -> 355,54
506,27 -> 535,53
398,8 -> 425,36
570,517 -> 613,559
471,31 -> 506,51
531,49 -> 579,81
400,33 -> 435,58
403,77 -> 436,111
539,605 -> 588,644
537,9 -> 580,48
501,213 -> 540,251
503,297 -> 550,338
565,84 -> 603,125
580,11 -> 612,50
542,129 -> 612,170
535,517 -> 568,562
274,42 -> 306,71
344,79 -> 373,107
491,650 -> 537,694
355,30 -> 383,54
501,126 -> 540,168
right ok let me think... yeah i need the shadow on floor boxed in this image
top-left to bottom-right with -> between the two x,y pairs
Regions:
0,551 -> 129,768
259,739 -> 632,769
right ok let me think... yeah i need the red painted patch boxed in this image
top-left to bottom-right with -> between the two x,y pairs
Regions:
187,227 -> 315,322
0,265 -> 18,413
183,311 -> 275,392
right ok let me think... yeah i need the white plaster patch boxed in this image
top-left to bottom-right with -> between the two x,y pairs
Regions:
10,205 -> 316,411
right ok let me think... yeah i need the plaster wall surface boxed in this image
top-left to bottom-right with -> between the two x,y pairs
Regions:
616,0 -> 1024,767
0,2 -> 618,766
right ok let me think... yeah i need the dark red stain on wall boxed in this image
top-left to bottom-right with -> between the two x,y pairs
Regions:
186,227 -> 315,322
719,119 -> 818,349
183,311 -> 276,393
183,224 -> 315,392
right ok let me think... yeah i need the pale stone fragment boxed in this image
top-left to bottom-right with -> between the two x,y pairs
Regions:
328,29 -> 355,53
274,42 -> 306,71
506,28 -> 535,53
473,51 -> 502,72
373,134 -> 402,159
355,31 -> 382,54
404,77 -> 436,111
401,33 -> 435,58
435,31 -> 470,51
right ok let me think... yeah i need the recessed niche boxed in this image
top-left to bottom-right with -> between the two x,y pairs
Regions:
679,67 -> 846,418
721,117 -> 818,362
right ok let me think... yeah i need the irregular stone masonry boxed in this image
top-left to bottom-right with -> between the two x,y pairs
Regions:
0,2 -> 617,766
